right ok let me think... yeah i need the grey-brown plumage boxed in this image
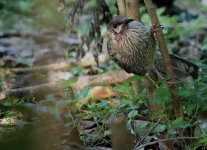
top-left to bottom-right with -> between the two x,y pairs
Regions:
107,16 -> 199,80
155,52 -> 199,81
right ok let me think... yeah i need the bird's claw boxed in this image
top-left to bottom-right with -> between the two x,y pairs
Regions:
150,23 -> 164,33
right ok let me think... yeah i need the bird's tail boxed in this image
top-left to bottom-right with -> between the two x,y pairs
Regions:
155,52 -> 199,81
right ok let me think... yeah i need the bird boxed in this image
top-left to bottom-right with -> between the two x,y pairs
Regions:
107,15 -> 199,82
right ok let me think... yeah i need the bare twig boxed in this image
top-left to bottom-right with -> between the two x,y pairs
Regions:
134,118 -> 162,148
144,0 -> 181,118
134,137 -> 199,150
145,75 -> 161,113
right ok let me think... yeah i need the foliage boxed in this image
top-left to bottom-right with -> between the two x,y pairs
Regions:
0,0 -> 32,31
1,0 -> 207,149
60,66 -> 207,147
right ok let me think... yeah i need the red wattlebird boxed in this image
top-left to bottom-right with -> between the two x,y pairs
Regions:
107,16 -> 199,82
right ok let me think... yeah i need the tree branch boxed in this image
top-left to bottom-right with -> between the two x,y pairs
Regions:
144,0 -> 181,118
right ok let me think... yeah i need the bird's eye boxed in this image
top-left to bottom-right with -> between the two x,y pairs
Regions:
113,24 -> 118,28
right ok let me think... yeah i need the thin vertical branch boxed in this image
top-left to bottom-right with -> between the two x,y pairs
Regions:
144,0 -> 181,118
125,0 -> 141,21
117,0 -> 126,16
146,79 -> 161,113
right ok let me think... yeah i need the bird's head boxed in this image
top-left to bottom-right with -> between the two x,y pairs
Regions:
107,16 -> 134,41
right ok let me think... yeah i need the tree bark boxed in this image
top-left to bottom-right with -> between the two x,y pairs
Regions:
125,0 -> 141,21
117,0 -> 127,16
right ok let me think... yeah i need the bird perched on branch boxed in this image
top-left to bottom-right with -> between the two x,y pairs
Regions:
107,16 -> 199,82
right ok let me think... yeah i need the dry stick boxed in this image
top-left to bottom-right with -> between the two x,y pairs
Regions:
134,137 -> 199,150
134,118 -> 162,149
146,73 -> 161,114
144,0 -> 181,118
117,0 -> 126,16
125,0 -> 141,21
0,70 -> 133,100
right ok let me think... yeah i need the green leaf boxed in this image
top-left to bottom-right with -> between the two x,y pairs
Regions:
154,124 -> 166,133
62,77 -> 78,88
185,104 -> 197,115
64,49 -> 69,57
78,85 -> 91,99
127,119 -> 132,129
97,100 -> 108,107
123,75 -> 143,85
105,0 -> 117,15
171,117 -> 189,129
18,1 -> 30,12
128,110 -> 138,118
139,122 -> 150,129
156,7 -> 166,16
88,103 -> 98,110
71,67 -> 83,75
114,84 -> 132,94
178,85 -> 194,97
79,22 -> 90,36
153,84 -> 170,103
104,130 -> 111,137
193,135 -> 207,149
83,0 -> 96,12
